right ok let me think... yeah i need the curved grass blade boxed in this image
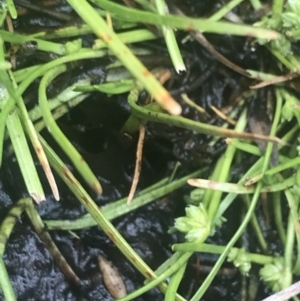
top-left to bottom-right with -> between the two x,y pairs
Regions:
39,65 -> 102,195
128,95 -> 282,144
91,0 -> 279,39
0,30 -> 66,55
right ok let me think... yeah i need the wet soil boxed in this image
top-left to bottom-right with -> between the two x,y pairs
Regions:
0,0 -> 284,300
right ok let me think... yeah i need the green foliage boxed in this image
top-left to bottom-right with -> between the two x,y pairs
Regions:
260,258 -> 292,291
228,248 -> 251,275
174,204 -> 211,243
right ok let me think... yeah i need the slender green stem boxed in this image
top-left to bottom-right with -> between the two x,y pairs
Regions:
208,0 -> 245,21
128,97 -> 281,143
0,201 -> 25,255
172,243 -> 274,265
45,168 -> 205,230
189,175 -> 295,194
39,134 -> 185,301
154,0 -> 185,72
39,64 -> 102,194
34,94 -> 88,133
165,260 -> 188,301
25,199 -> 81,284
272,0 -> 284,17
213,157 -> 263,225
191,183 -> 264,300
91,0 -> 279,39
189,82 -> 282,301
227,139 -> 262,156
284,213 -> 295,274
253,157 -> 300,179
13,65 -> 42,83
269,47 -> 300,73
0,49 -> 106,159
207,109 -> 246,219
67,0 -> 181,115
249,0 -> 262,10
273,191 -> 286,244
242,194 -> 268,253
118,253 -> 191,301
93,29 -> 157,49
150,252 -> 183,279
0,30 -> 66,55
202,157 -> 224,208
284,187 -> 300,275
0,257 -> 16,301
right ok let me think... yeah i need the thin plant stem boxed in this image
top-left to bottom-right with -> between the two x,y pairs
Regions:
24,199 -> 81,284
249,0 -> 262,10
0,30 -> 66,55
91,0 -> 279,39
172,243 -> 274,265
207,109 -> 245,220
38,64 -> 102,194
284,187 -> 300,275
93,29 -> 157,49
154,0 -> 186,72
189,79 -> 283,301
202,156 -> 224,208
269,47 -> 300,73
272,0 -> 284,17
208,0 -> 245,21
0,256 -> 16,301
128,97 -> 281,143
45,168 -> 206,230
273,191 -> 286,244
284,213 -> 295,279
190,181 -> 260,300
214,124 -> 298,224
188,175 -> 295,194
8,70 -> 59,200
117,252 -> 191,301
38,134 -> 186,301
165,260 -> 188,301
0,49 -> 106,162
242,194 -> 268,253
67,0 -> 182,115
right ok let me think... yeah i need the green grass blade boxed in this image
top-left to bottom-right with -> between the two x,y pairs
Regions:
4,0 -> 17,19
0,257 -> 16,301
44,168 -> 205,230
91,0 -> 279,39
154,0 -> 185,72
6,109 -> 45,202
67,0 -> 182,115
0,30 -> 66,55
39,135 -> 186,301
39,65 -> 102,195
